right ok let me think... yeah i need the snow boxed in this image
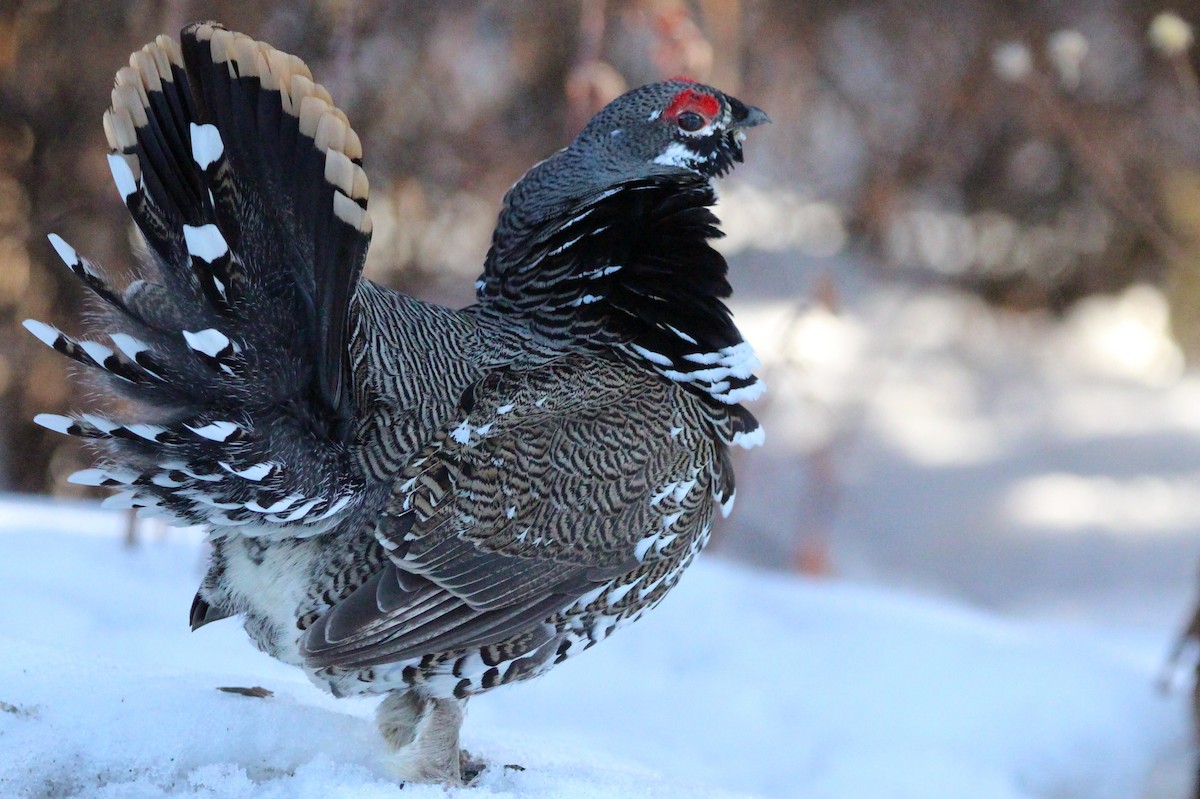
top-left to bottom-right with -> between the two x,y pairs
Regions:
719,244 -> 1200,636
0,495 -> 1188,798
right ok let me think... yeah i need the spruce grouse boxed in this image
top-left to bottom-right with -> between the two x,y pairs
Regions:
29,22 -> 767,783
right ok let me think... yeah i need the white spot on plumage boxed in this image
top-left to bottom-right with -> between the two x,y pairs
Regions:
189,122 -> 224,169
186,420 -> 241,442
21,319 -> 59,347
106,153 -> 138,200
568,294 -> 603,307
47,233 -> 78,266
161,461 -> 223,482
682,350 -> 724,366
101,490 -> 142,510
634,533 -> 658,562
720,490 -> 737,518
669,426 -> 683,438
313,494 -> 352,521
150,472 -> 186,488
68,469 -> 108,486
606,578 -> 643,607
245,494 -> 302,514
667,325 -> 698,345
629,344 -> 672,367
732,426 -> 766,449
638,573 -> 669,601
570,580 -> 612,611
654,532 -> 678,552
125,425 -> 168,444
182,224 -> 229,263
266,497 -> 322,523
211,274 -> 229,303
717,341 -> 761,378
69,467 -> 137,486
581,265 -> 622,279
714,380 -> 766,405
649,483 -> 676,506
474,422 -> 494,436
78,340 -> 116,365
219,461 -> 274,481
110,333 -> 152,361
505,505 -> 517,520
661,510 -> 683,530
589,614 -> 618,641
80,413 -> 119,433
672,478 -> 697,503
450,421 -> 472,444
496,403 -> 514,415
564,208 -> 594,227
547,234 -> 584,256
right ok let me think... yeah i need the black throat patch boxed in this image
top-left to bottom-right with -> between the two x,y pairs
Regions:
477,174 -> 763,409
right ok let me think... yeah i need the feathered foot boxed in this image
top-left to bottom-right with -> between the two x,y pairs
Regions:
377,691 -> 465,785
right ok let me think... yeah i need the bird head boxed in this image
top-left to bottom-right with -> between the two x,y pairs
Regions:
573,79 -> 770,180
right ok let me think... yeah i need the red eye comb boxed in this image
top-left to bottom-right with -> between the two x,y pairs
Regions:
664,87 -> 720,121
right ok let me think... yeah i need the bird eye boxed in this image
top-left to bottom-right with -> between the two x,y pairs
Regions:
676,111 -> 706,132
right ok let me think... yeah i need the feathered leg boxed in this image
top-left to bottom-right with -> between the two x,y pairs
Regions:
376,691 -> 466,784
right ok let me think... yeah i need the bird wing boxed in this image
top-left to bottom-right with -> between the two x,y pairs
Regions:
301,353 -> 734,669
29,24 -> 371,537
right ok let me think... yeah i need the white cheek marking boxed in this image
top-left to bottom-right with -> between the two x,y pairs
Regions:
653,141 -> 697,169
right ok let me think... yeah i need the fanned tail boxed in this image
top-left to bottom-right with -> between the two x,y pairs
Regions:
28,23 -> 371,536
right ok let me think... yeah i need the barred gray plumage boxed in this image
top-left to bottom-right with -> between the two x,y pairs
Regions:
29,22 -> 767,784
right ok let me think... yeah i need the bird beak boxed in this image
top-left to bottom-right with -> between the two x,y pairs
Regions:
727,97 -> 771,129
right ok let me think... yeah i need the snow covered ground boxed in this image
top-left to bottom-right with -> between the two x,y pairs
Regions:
0,496 -> 1190,798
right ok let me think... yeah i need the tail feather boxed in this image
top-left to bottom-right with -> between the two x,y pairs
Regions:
29,23 -> 371,537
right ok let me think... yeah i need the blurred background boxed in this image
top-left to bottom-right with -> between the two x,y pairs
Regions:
4,0 -> 1200,663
